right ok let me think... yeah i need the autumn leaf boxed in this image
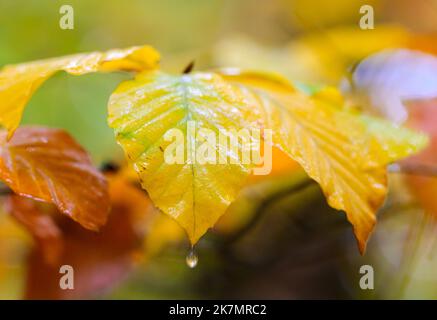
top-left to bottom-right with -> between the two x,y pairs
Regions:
341,49 -> 437,215
145,213 -> 186,258
404,98 -> 437,166
6,173 -> 154,299
219,69 -> 428,253
310,84 -> 428,168
342,49 -> 437,124
108,70 -> 256,245
0,127 -> 110,231
214,26 -> 411,84
4,195 -> 62,266
0,45 -> 160,138
108,66 -> 426,252
403,97 -> 437,217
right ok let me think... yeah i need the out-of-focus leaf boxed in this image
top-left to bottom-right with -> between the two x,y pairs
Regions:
19,173 -> 154,299
0,127 -> 110,231
219,69 -> 427,253
145,213 -> 186,258
408,35 -> 437,56
286,26 -> 409,83
340,49 -> 437,217
342,49 -> 437,124
247,144 -> 301,184
281,0 -> 379,30
403,97 -> 437,216
107,172 -> 158,235
4,195 -> 62,266
405,98 -> 437,166
0,45 -> 160,138
108,71 -> 256,245
216,170 -> 313,235
117,163 -> 187,258
215,26 -> 410,84
0,209 -> 30,299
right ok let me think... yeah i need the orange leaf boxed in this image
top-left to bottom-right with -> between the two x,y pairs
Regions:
4,195 -> 62,266
247,145 -> 301,184
404,98 -> 437,216
0,127 -> 110,231
11,174 -> 154,299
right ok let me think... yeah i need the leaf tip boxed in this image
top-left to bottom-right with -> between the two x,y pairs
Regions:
358,240 -> 367,256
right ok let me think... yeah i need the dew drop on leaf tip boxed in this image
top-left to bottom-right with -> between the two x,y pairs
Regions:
186,246 -> 198,268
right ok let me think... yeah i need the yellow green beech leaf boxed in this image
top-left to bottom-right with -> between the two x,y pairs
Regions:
219,69 -> 428,253
108,71 -> 257,244
358,115 -> 429,163
307,84 -> 429,167
0,45 -> 160,138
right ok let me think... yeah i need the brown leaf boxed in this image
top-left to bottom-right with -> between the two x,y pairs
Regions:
4,195 -> 62,266
22,174 -> 154,299
0,127 -> 110,231
404,98 -> 437,216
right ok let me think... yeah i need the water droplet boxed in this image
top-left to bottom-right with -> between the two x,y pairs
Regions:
186,247 -> 198,268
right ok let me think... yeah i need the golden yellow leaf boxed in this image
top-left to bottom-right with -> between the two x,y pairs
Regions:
310,85 -> 429,168
108,66 -> 426,252
108,71 -> 256,244
219,69 -> 428,253
0,45 -> 160,138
